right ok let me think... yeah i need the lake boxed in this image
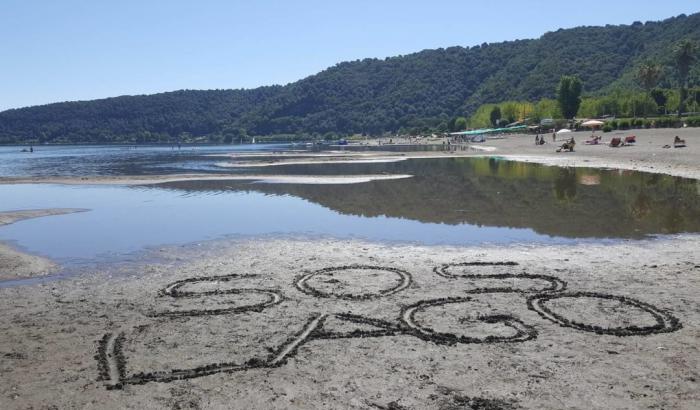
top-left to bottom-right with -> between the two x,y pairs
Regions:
1,144 -> 698,266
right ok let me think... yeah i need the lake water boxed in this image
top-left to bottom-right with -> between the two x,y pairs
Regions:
1,145 -> 698,267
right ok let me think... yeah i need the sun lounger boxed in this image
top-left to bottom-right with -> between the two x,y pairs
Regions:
609,137 -> 622,147
624,136 -> 636,144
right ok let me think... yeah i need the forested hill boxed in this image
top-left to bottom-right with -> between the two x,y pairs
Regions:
2,13 -> 699,144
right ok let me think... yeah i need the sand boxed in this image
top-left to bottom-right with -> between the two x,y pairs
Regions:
0,236 -> 698,409
0,209 -> 87,281
489,128 -> 700,180
0,174 -> 414,186
214,157 -> 409,168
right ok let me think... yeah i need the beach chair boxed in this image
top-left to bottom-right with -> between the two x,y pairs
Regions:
609,137 -> 622,147
624,136 -> 636,144
674,136 -> 686,148
585,136 -> 601,145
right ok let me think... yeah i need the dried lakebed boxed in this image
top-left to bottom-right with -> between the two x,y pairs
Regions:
1,236 -> 698,409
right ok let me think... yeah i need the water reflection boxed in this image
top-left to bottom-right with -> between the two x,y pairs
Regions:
154,158 -> 700,239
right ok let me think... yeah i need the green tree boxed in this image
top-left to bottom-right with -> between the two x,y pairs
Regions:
650,89 -> 668,114
454,117 -> 468,131
557,76 -> 583,119
673,40 -> 698,116
489,106 -> 501,127
636,61 -> 663,117
637,61 -> 663,92
533,98 -> 561,121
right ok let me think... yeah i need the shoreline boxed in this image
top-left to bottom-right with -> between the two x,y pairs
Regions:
0,209 -> 88,281
1,129 -> 698,185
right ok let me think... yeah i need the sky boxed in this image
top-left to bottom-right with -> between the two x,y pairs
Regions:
1,0 -> 698,111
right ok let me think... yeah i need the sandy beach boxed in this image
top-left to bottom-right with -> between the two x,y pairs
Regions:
0,236 -> 698,409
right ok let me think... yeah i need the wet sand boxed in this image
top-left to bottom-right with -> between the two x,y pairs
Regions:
0,236 -> 698,409
0,173 -> 413,186
0,209 -> 87,280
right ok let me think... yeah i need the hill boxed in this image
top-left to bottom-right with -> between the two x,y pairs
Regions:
1,13 -> 699,144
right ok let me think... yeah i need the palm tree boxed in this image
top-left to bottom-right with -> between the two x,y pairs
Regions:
636,61 -> 663,117
673,40 -> 698,116
637,61 -> 663,92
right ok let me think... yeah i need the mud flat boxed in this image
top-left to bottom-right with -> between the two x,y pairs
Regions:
0,235 -> 698,409
0,174 -> 413,186
0,209 -> 87,280
215,157 -> 409,168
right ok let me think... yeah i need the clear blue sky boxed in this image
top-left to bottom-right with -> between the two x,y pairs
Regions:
1,0 -> 697,111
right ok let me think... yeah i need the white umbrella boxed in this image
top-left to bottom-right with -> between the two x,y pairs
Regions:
582,120 -> 604,127
557,128 -> 572,133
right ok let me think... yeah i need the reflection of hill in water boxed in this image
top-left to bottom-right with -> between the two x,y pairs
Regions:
157,158 -> 700,239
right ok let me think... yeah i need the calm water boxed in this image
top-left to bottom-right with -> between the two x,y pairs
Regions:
0,144 -> 292,177
1,145 -> 699,267
0,143 -> 454,177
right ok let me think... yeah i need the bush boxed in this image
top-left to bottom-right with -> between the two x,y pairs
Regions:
609,120 -> 619,129
654,117 -> 683,128
685,116 -> 700,127
603,125 -> 613,132
618,120 -> 630,129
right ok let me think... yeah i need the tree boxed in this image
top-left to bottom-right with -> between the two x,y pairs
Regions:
650,89 -> 668,114
673,40 -> 698,116
557,76 -> 583,119
454,117 -> 468,131
637,61 -> 663,92
637,61 -> 663,116
489,106 -> 501,127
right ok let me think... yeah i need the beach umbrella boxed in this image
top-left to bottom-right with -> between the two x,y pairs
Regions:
557,128 -> 572,133
582,120 -> 604,127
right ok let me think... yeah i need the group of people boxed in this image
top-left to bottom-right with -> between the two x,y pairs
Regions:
556,136 -> 576,152
536,132 -> 575,152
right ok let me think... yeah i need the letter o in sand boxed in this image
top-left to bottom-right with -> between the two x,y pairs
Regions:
295,265 -> 412,300
401,297 -> 537,344
527,292 -> 682,336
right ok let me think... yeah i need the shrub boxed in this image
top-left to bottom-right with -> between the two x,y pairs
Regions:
602,125 -> 613,133
655,117 -> 683,128
618,120 -> 630,129
685,116 -> 700,127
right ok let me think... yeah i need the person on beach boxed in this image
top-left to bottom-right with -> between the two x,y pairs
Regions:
552,131 -> 557,142
535,135 -> 540,145
556,137 -> 575,152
